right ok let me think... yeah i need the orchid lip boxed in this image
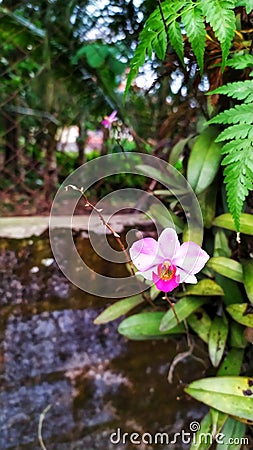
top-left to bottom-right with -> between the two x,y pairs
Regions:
158,261 -> 176,281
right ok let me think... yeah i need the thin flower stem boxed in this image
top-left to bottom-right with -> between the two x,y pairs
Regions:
65,185 -> 153,306
164,292 -> 180,325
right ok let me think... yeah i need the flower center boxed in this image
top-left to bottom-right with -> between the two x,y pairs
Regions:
158,261 -> 176,281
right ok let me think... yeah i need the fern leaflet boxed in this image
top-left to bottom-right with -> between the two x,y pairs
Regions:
168,20 -> 184,64
208,103 -> 252,125
199,0 -> 236,70
235,0 -> 253,14
208,79 -> 253,231
181,2 -> 205,73
226,53 -> 253,70
208,80 -> 253,102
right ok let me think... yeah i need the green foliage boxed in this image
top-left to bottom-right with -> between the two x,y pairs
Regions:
225,52 -> 253,70
208,315 -> 228,367
118,312 -> 186,340
207,257 -> 244,282
208,79 -> 253,231
125,0 -> 242,95
199,0 -> 236,70
186,127 -> 222,195
213,213 -> 253,235
186,377 -> 253,422
160,296 -> 208,331
181,3 -> 206,72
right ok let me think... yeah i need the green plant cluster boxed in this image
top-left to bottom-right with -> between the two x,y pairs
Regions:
125,0 -> 253,233
95,1 -> 253,447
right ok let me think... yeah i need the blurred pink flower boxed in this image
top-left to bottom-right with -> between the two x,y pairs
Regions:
129,228 -> 209,293
101,110 -> 118,129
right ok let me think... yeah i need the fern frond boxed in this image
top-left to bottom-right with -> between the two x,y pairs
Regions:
124,9 -> 163,95
222,138 -> 253,231
181,3 -> 205,73
235,0 -> 253,14
216,123 -> 252,141
124,0 -> 185,96
208,103 -> 252,125
199,0 -> 236,70
168,20 -> 184,64
226,53 -> 253,70
208,80 -> 253,102
208,78 -> 253,231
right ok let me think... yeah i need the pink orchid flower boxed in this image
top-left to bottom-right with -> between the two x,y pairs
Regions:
101,110 -> 118,129
129,228 -> 210,293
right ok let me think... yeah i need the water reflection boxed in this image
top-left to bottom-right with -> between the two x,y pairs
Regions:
0,233 -> 208,450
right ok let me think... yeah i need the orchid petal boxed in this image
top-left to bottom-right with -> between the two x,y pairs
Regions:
109,110 -> 118,120
176,269 -> 198,284
157,228 -> 180,260
129,237 -> 160,272
152,272 -> 180,292
136,268 -> 154,281
173,242 -> 209,275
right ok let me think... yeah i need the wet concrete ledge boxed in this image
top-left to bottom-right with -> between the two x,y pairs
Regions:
0,214 -> 152,238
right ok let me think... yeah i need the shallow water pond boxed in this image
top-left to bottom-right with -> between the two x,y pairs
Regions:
0,232 -> 208,450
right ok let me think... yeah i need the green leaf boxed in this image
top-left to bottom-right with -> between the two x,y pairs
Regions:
216,417 -> 246,450
242,260 -> 253,304
182,223 -> 204,246
137,163 -> 188,197
169,134 -> 194,166
226,303 -> 253,327
210,408 -> 228,436
159,296 -> 208,331
208,315 -> 228,367
168,20 -> 184,65
215,275 -> 244,306
214,230 -> 231,258
189,412 -> 213,450
229,321 -> 248,348
185,376 -> 253,421
177,279 -> 224,297
148,204 -> 185,233
94,295 -> 144,324
199,0 -> 236,70
207,257 -> 243,283
213,213 -> 253,235
217,348 -> 244,376
198,183 -> 218,229
150,284 -> 161,301
118,312 -> 185,340
187,308 -> 212,344
187,127 -> 222,194
181,3 -> 205,73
